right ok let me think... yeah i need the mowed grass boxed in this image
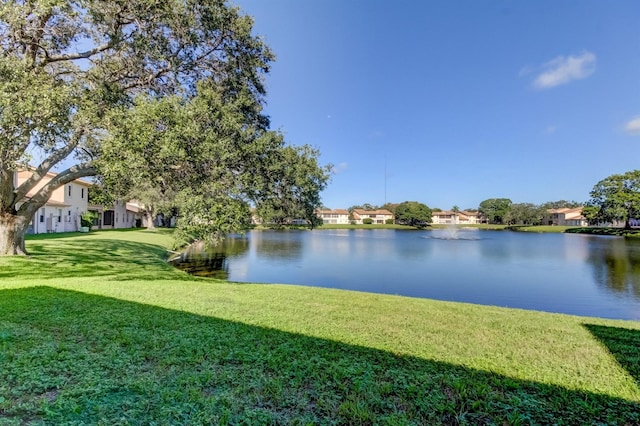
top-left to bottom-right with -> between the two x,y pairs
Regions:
1,230 -> 639,424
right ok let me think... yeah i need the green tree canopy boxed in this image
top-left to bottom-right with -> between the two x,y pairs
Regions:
252,144 -> 331,231
100,82 -> 330,245
380,202 -> 399,215
586,170 -> 640,229
395,201 -> 432,228
478,198 -> 512,224
503,203 -> 546,226
0,0 -> 329,253
541,200 -> 582,209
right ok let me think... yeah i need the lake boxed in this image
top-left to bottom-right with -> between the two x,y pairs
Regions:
171,229 -> 640,320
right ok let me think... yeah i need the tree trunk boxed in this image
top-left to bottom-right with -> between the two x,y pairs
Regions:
144,208 -> 156,230
0,212 -> 29,255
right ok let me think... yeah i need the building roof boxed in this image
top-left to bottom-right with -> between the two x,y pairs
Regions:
352,209 -> 393,216
547,207 -> 582,214
126,203 -> 142,213
43,200 -> 70,208
18,168 -> 93,187
317,209 -> 349,215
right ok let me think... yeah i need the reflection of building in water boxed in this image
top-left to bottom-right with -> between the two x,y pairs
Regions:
587,237 -> 640,299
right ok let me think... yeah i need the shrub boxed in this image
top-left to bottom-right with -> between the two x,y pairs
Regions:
363,218 -> 373,225
80,211 -> 98,228
385,218 -> 395,224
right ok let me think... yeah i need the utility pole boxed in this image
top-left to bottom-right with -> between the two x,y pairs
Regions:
384,155 -> 387,205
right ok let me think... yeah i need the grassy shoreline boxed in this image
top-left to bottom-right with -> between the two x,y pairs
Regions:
1,230 -> 639,424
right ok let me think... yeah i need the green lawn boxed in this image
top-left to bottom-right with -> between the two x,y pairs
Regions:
1,230 -> 639,424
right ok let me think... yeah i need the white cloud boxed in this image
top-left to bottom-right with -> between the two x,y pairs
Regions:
532,51 -> 596,89
625,116 -> 640,135
334,162 -> 348,173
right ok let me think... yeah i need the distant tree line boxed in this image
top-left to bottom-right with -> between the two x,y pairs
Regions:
337,170 -> 640,229
344,199 -> 582,226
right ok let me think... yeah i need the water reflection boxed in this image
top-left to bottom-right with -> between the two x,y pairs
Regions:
254,231 -> 304,261
394,232 -> 432,260
587,237 -> 640,300
169,230 -> 640,319
170,237 -> 249,279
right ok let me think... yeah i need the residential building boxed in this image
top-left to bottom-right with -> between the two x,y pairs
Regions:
317,209 -> 350,224
351,209 -> 394,224
431,210 -> 482,225
15,170 -> 92,234
88,200 -> 144,230
544,207 -> 587,226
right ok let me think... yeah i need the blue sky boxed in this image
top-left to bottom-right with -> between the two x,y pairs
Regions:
233,0 -> 640,210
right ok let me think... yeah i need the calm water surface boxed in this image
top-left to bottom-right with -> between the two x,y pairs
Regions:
172,229 -> 640,320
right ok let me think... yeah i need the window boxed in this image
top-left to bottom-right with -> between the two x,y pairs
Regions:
81,188 -> 84,199
57,209 -> 62,223
104,211 -> 114,226
39,208 -> 45,223
68,185 -> 71,197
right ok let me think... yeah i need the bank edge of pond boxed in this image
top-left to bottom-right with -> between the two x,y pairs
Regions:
324,224 -> 640,236
507,225 -> 640,237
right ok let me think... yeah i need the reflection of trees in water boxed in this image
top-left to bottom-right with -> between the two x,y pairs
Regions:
172,237 -> 249,279
176,253 -> 229,279
255,233 -> 303,260
587,238 -> 640,299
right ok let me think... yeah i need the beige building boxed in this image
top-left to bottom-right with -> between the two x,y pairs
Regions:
352,209 -> 394,224
16,170 -> 92,234
88,200 -> 144,230
544,207 -> 587,226
431,210 -> 482,225
317,209 -> 350,224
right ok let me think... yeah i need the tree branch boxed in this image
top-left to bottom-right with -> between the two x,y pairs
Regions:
17,162 -> 97,218
14,130 -> 84,202
45,41 -> 117,63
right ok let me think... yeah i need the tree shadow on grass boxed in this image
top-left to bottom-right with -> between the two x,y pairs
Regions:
0,239 -> 191,282
584,324 -> 640,386
1,287 -> 638,425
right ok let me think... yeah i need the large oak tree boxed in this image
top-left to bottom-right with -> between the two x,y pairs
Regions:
0,1 -> 328,254
478,198 -> 512,224
585,170 -> 640,229
395,201 -> 432,227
